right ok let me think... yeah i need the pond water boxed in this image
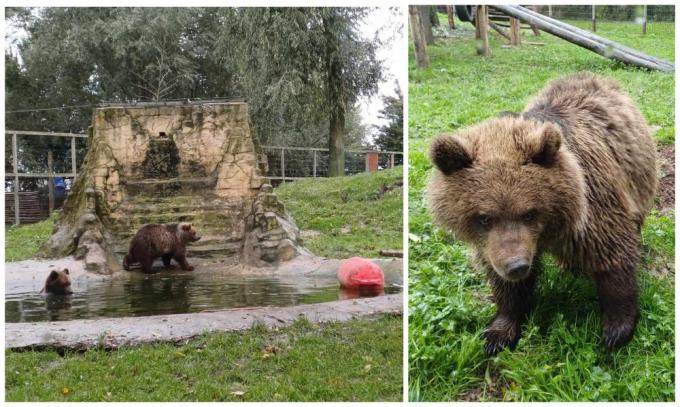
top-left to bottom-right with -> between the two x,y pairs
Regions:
5,267 -> 402,323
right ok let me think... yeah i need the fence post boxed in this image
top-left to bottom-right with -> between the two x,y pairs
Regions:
591,5 -> 596,32
48,150 -> 54,213
642,5 -> 647,34
313,150 -> 317,177
12,132 -> 20,225
365,153 -> 369,173
71,136 -> 77,178
280,148 -> 285,182
548,5 -> 552,17
390,153 -> 395,168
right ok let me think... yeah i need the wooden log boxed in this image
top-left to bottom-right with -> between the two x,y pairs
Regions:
48,150 -> 54,213
491,5 -> 674,73
446,5 -> 456,29
409,6 -> 430,68
476,5 -> 490,57
379,249 -> 403,258
510,5 -> 673,70
489,21 -> 511,41
510,17 -> 521,46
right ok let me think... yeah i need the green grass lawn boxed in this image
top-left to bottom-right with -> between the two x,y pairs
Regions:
408,15 -> 674,401
5,217 -> 53,262
276,166 -> 403,258
6,316 -> 402,401
5,169 -> 404,401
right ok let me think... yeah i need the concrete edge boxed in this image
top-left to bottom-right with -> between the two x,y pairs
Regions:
6,294 -> 403,351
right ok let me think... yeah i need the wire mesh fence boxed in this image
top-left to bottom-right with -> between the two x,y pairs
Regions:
4,131 -> 403,224
532,5 -> 674,25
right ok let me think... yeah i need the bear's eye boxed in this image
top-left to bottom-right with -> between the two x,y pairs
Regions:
522,210 -> 538,222
477,215 -> 492,227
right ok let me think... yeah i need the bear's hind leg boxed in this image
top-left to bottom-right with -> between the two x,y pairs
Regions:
595,266 -> 639,348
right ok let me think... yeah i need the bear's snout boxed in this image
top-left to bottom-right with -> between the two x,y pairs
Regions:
192,235 -> 201,242
504,258 -> 531,280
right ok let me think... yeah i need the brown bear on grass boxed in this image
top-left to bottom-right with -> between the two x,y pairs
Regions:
123,222 -> 201,273
427,73 -> 657,355
41,268 -> 72,295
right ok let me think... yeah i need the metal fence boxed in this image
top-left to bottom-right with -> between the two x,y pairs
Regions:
4,130 -> 403,224
262,146 -> 402,181
532,5 -> 674,33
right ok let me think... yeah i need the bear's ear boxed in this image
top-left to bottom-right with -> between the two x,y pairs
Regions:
182,223 -> 192,231
531,124 -> 562,166
63,268 -> 70,275
429,135 -> 472,175
48,270 -> 59,280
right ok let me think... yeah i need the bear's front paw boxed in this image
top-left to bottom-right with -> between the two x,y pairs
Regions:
602,318 -> 636,348
485,316 -> 521,356
184,266 -> 194,271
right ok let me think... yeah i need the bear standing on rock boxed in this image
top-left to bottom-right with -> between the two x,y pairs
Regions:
123,222 -> 201,273
427,73 -> 657,355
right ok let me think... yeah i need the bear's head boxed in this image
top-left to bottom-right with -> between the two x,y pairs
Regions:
43,268 -> 72,295
427,117 -> 586,282
178,222 -> 201,243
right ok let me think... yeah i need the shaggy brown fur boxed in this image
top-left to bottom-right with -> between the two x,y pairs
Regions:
42,268 -> 72,295
427,73 -> 657,355
123,222 -> 201,273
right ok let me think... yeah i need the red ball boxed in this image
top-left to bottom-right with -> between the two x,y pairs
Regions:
337,257 -> 385,288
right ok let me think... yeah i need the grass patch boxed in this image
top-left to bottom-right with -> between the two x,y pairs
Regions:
5,217 -> 54,262
276,167 -> 403,258
6,316 -> 403,401
409,15 -> 674,401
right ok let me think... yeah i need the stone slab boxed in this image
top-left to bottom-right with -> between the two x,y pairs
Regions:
5,294 -> 402,350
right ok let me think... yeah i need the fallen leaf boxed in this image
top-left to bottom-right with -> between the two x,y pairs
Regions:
62,387 -> 71,396
230,390 -> 245,397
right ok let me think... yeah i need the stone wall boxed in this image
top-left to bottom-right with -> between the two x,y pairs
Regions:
44,101 -> 305,272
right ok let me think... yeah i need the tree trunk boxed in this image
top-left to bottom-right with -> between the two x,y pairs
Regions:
446,5 -> 456,29
476,5 -> 490,56
324,14 -> 346,177
409,6 -> 430,68
418,6 -> 434,45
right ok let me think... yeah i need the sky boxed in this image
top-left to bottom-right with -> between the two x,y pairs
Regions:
357,7 -> 406,140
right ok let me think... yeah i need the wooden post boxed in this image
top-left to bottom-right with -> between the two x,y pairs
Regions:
390,153 -> 395,168
71,136 -> 77,178
365,153 -> 370,172
591,5 -> 596,32
418,6 -> 434,45
476,5 -> 490,57
12,132 -> 20,225
48,150 -> 54,213
510,17 -> 521,45
409,6 -> 430,68
548,5 -> 552,17
528,5 -> 541,36
312,150 -> 317,177
642,5 -> 647,35
280,148 -> 285,182
446,5 -> 456,29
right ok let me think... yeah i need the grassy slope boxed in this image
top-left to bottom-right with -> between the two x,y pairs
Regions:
5,170 -> 404,401
409,16 -> 674,401
276,166 -> 403,258
6,317 -> 402,401
5,218 -> 53,262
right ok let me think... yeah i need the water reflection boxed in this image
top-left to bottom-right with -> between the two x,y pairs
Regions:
6,270 -> 401,323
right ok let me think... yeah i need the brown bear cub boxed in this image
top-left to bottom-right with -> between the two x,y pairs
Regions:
41,268 -> 72,295
123,222 -> 201,273
427,73 -> 657,356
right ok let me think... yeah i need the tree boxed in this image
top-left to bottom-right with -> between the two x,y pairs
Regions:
372,82 -> 403,166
